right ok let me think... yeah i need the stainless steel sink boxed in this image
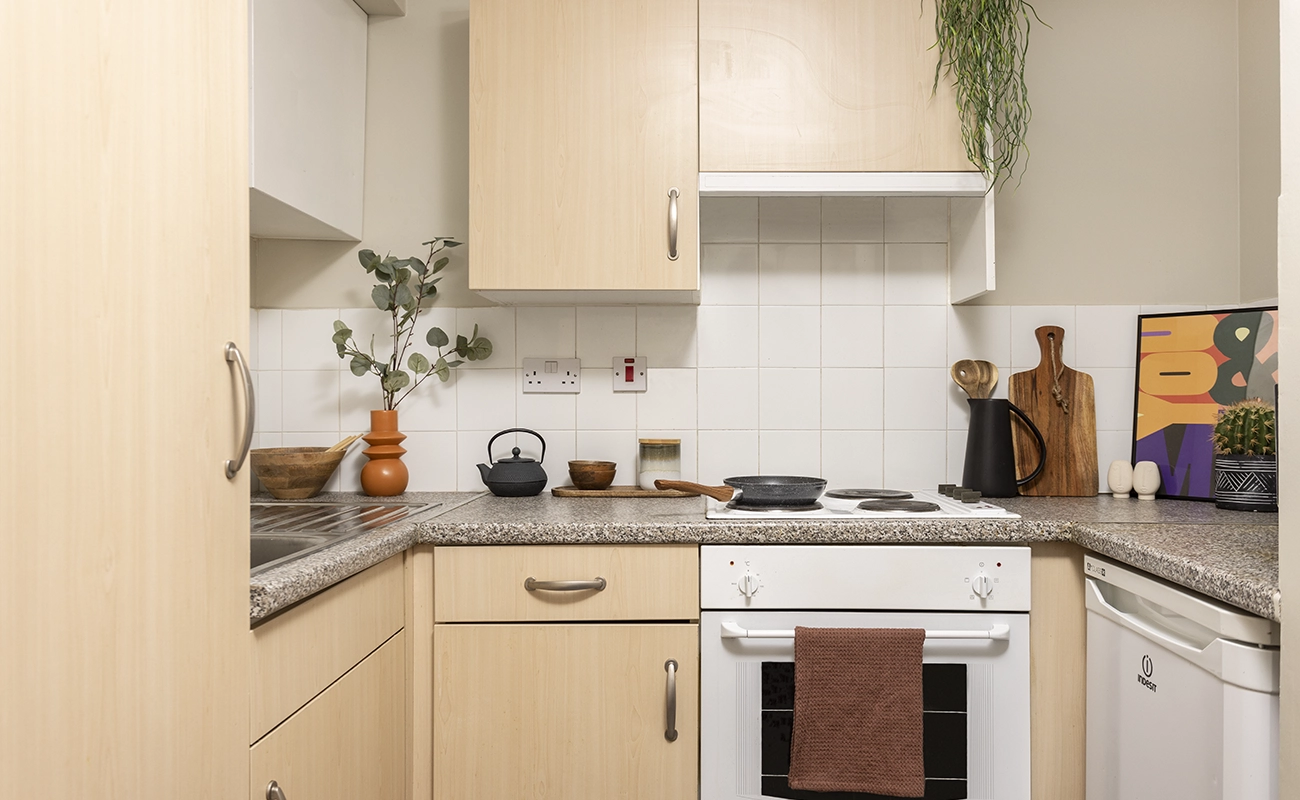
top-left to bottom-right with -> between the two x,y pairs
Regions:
250,500 -> 441,574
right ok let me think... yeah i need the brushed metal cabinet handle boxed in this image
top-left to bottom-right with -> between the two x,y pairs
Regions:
225,341 -> 256,479
664,659 -> 679,742
667,187 -> 680,261
523,577 -> 607,592
266,780 -> 288,800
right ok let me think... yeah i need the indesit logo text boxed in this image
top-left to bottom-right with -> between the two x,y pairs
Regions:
1137,654 -> 1157,693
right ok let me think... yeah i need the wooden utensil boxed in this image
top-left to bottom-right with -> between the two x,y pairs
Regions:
1008,326 -> 1098,496
327,433 -> 362,452
551,486 -> 695,498
951,359 -> 999,399
653,480 -> 735,502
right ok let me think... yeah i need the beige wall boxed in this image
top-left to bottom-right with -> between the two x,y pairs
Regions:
1240,0 -> 1282,303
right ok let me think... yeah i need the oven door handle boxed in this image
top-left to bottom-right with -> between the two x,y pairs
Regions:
719,621 -> 1011,641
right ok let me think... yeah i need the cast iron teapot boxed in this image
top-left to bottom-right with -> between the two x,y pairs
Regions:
477,428 -> 548,497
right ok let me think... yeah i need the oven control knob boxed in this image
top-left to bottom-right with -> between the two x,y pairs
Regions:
739,571 -> 760,598
970,572 -> 993,599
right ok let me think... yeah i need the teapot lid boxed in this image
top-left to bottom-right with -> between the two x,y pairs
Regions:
496,446 -> 534,464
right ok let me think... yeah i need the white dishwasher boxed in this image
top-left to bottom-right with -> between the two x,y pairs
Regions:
1085,553 -> 1281,800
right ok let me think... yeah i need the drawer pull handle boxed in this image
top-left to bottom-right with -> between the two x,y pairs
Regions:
664,659 -> 679,742
225,341 -> 256,479
667,187 -> 680,261
523,577 -> 607,592
266,780 -> 288,800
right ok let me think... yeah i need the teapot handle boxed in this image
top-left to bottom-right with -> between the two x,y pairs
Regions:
1008,402 -> 1047,486
487,427 -> 547,464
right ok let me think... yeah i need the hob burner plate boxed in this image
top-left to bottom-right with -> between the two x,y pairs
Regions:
725,501 -> 824,513
825,488 -> 914,500
856,499 -> 942,513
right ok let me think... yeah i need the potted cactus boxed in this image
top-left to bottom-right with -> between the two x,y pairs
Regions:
1211,398 -> 1278,512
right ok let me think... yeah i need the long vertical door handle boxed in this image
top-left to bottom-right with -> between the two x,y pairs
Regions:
664,659 -> 678,742
667,188 -> 680,261
225,341 -> 256,479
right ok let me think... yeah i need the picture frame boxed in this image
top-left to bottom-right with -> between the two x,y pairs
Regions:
1131,306 -> 1279,500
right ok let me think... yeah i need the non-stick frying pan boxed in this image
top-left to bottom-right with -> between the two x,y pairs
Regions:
656,475 -> 826,506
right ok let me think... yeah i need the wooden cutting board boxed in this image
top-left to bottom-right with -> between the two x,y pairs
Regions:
1008,326 -> 1099,496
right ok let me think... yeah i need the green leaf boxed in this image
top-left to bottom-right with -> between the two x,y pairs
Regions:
408,352 -> 430,374
374,261 -> 394,281
331,326 -> 352,345
381,369 -> 411,392
421,282 -> 439,298
433,356 -> 450,382
455,334 -> 469,355
471,323 -> 479,340
410,257 -> 428,277
446,359 -> 464,368
395,267 -> 412,286
371,284 -> 393,311
349,355 -> 371,376
467,337 -> 493,362
394,282 -> 414,309
336,342 -> 347,356
426,327 -> 450,348
332,320 -> 349,333
431,257 -> 449,274
358,249 -> 380,271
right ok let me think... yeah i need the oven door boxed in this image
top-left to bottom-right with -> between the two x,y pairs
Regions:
701,611 -> 1030,800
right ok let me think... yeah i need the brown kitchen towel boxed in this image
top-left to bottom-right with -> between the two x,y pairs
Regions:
787,626 -> 926,797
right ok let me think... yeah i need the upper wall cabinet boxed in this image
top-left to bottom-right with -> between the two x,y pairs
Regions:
250,0 -> 367,241
699,0 -> 975,173
468,0 -> 700,303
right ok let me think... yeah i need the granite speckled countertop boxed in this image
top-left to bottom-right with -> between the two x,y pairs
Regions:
250,492 -> 1280,624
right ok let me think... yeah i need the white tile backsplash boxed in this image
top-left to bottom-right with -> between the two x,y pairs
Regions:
257,199 -> 1139,493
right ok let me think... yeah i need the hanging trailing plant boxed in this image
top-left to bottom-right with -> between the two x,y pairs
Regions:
931,0 -> 1047,190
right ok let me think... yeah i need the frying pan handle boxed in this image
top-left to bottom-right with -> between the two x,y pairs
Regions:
1009,402 -> 1047,486
654,480 -> 735,502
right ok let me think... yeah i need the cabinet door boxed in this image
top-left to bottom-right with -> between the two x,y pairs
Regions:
434,624 -> 699,799
700,0 -> 974,172
251,631 -> 406,800
469,0 -> 698,293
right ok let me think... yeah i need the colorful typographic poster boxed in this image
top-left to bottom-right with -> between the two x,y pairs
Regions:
1133,308 -> 1279,500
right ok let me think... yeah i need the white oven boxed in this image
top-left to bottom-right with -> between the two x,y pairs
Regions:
701,545 -> 1031,800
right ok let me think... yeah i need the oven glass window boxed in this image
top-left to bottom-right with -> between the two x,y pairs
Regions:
760,662 -> 969,800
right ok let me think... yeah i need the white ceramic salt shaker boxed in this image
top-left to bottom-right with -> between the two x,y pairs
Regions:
1107,460 -> 1134,498
1131,461 -> 1161,500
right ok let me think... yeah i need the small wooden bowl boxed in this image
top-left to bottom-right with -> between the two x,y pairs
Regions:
251,447 -> 347,500
568,460 -> 617,491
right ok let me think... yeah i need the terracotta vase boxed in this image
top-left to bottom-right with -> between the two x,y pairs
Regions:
361,409 -> 408,496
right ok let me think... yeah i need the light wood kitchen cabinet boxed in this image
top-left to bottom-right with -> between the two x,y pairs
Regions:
432,546 -> 700,798
1029,542 -> 1087,800
699,0 -> 974,173
468,0 -> 699,302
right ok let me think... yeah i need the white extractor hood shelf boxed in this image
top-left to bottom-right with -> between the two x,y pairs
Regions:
698,171 -> 989,196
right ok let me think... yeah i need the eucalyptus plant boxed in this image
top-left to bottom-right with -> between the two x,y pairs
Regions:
931,0 -> 1047,190
331,237 -> 493,411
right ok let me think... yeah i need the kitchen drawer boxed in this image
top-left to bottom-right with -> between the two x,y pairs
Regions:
250,554 -> 404,742
434,545 -> 699,622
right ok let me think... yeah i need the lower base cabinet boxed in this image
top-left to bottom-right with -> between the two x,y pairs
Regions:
433,623 -> 699,799
251,631 -> 406,800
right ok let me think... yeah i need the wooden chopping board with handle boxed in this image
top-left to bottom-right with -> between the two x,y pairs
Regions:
1008,326 -> 1099,496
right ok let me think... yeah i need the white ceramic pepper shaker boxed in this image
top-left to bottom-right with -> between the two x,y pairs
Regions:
1107,460 -> 1134,498
1131,461 -> 1161,500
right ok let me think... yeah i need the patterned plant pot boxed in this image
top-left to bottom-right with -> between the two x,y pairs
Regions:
1213,454 -> 1278,512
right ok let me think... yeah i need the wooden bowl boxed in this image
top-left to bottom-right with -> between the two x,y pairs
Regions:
568,460 -> 617,491
250,447 -> 347,499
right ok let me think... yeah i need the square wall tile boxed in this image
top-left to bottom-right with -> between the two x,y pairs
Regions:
401,431 -> 459,491
1011,306 -> 1076,369
700,196 -> 759,243
759,197 -> 821,243
516,306 -> 577,360
257,371 -> 283,435
821,306 -> 883,368
760,306 -> 821,367
883,368 -> 949,430
576,369 -> 637,430
948,305 -> 1012,368
822,369 -> 883,430
1092,368 -> 1136,432
821,197 -> 884,242
759,368 -> 820,430
576,306 -> 637,365
701,244 -> 759,305
698,306 -> 759,367
281,370 -> 339,433
638,369 -> 698,429
458,430 -> 513,491
758,244 -> 821,305
455,368 -> 516,431
282,309 -> 342,370
636,305 -> 698,368
947,429 -> 968,484
697,430 -> 760,484
884,244 -> 949,305
759,430 -> 821,475
635,429 -> 698,482
698,368 -> 759,430
1075,306 -> 1141,369
884,197 -> 948,243
256,309 -> 282,371
456,307 -> 516,369
822,431 -> 884,488
518,390 -> 577,431
884,306 -> 948,367
821,244 -> 885,305
575,430 -> 639,487
1097,430 -> 1135,492
248,312 -> 260,371
882,430 -> 947,488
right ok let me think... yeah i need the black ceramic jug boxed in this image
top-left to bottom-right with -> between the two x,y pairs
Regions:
962,399 -> 1046,497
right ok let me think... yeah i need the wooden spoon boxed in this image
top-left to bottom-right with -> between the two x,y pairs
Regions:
327,433 -> 363,452
951,360 -> 999,399
654,480 -> 734,502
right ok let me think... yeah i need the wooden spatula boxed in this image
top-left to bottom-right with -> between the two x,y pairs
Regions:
1008,326 -> 1098,496
951,359 -> 999,399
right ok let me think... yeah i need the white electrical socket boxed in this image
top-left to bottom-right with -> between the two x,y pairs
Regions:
612,356 -> 647,392
522,358 -> 581,393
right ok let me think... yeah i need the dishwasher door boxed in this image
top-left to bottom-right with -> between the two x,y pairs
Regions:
1084,554 -> 1280,800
